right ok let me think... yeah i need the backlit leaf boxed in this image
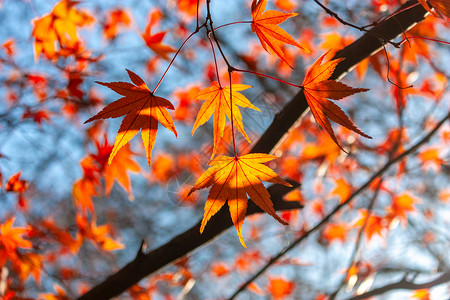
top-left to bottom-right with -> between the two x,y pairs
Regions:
417,0 -> 450,19
267,277 -> 294,299
85,69 -> 177,166
32,0 -> 93,60
302,51 -> 371,150
192,81 -> 259,158
188,153 -> 291,246
141,16 -> 176,60
251,0 -> 309,67
0,217 -> 32,253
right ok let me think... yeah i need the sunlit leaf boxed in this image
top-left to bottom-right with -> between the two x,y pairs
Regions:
251,0 -> 309,66
188,153 -> 291,246
85,69 -> 177,166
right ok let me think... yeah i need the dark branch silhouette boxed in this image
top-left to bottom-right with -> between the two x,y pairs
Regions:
78,1 -> 428,299
228,111 -> 449,299
347,270 -> 450,300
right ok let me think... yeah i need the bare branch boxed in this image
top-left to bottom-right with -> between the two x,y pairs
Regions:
228,112 -> 449,299
77,180 -> 301,300
77,1 -> 429,299
347,270 -> 450,300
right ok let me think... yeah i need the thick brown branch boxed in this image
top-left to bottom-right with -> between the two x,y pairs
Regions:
77,181 -> 300,300
250,0 -> 427,154
229,111 -> 449,299
347,270 -> 450,300
78,1 -> 428,299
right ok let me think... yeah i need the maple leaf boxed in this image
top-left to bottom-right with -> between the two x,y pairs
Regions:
2,39 -> 15,56
90,138 -> 140,196
354,210 -> 386,241
85,69 -> 177,166
323,223 -> 349,243
275,0 -> 297,11
387,193 -> 418,226
188,153 -> 291,247
192,81 -> 260,158
5,172 -> 28,194
76,214 -> 124,252
418,147 -> 444,172
417,0 -> 450,19
267,277 -> 295,299
177,0 -> 203,19
32,0 -> 93,60
103,9 -> 131,40
0,218 -> 32,254
251,0 -> 309,66
301,52 -> 371,149
211,262 -> 229,277
331,178 -> 352,204
141,17 -> 176,60
72,177 -> 98,215
412,289 -> 431,300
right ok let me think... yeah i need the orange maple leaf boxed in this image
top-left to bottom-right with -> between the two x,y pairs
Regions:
32,0 -> 93,60
76,214 -> 124,252
413,289 -> 431,300
104,145 -> 140,197
388,193 -> 418,225
211,262 -> 229,277
141,18 -> 176,60
188,153 -> 291,247
417,0 -> 450,19
5,172 -> 28,194
354,210 -> 386,241
417,147 -> 444,172
177,0 -> 203,19
192,81 -> 260,158
302,52 -> 371,149
251,0 -> 309,67
275,0 -> 297,11
72,177 -> 98,215
267,277 -> 295,299
91,138 -> 140,196
103,9 -> 131,40
85,69 -> 177,166
323,223 -> 349,243
331,178 -> 352,204
0,217 -> 32,254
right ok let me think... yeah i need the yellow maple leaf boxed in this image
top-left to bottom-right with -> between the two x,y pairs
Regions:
192,81 -> 260,158
32,0 -> 93,60
188,153 -> 291,247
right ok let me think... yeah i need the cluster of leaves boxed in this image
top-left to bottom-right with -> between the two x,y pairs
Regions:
85,0 -> 374,247
0,0 -> 448,299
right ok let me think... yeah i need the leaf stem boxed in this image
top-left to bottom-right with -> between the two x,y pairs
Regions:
152,25 -> 204,94
214,21 -> 252,31
400,36 -> 450,46
232,67 -> 302,89
206,29 -> 222,87
206,0 -> 238,157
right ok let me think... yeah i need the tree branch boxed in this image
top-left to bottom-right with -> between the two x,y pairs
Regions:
347,270 -> 450,300
228,112 -> 449,299
77,180 -> 301,300
250,0 -> 427,155
78,1 -> 428,298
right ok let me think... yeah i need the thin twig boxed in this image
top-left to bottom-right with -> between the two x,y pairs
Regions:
312,0 -> 401,48
329,179 -> 383,299
346,270 -> 450,300
228,112 -> 450,299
